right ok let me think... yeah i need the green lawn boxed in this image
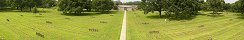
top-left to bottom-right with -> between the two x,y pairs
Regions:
0,8 -> 124,40
127,11 -> 244,40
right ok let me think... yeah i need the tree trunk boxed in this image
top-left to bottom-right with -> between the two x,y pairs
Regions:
20,7 -> 23,11
159,11 -> 162,17
87,9 -> 89,11
30,7 -> 32,11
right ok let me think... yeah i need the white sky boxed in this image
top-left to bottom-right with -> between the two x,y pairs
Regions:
113,0 -> 140,3
224,0 -> 238,3
114,0 -> 239,3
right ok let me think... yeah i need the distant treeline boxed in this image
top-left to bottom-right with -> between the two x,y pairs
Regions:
137,0 -> 244,19
0,0 -> 115,13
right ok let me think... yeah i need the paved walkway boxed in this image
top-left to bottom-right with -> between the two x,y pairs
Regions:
119,11 -> 127,40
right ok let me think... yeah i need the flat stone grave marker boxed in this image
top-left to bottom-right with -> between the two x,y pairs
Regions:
89,28 -> 98,32
180,20 -> 187,22
39,14 -> 43,15
36,32 -> 45,38
20,15 -> 23,16
134,13 -> 137,14
64,18 -> 71,19
149,30 -> 160,34
46,21 -> 52,24
110,15 -> 114,16
136,15 -> 140,17
229,19 -> 233,21
100,21 -> 107,23
91,16 -> 96,18
142,22 -> 149,24
198,25 -> 205,28
6,19 -> 9,22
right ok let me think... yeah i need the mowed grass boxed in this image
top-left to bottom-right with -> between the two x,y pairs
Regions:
0,8 -> 124,40
127,11 -> 244,40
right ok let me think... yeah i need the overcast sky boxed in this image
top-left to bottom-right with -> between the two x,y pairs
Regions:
114,0 -> 238,3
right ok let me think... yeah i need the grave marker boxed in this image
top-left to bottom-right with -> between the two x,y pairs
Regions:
89,28 -> 98,32
149,30 -> 159,34
46,21 -> 52,24
91,16 -> 96,18
36,32 -> 44,38
64,18 -> 70,19
20,15 -> 23,16
6,19 -> 9,22
100,21 -> 107,23
110,15 -> 114,16
142,22 -> 149,24
198,25 -> 205,28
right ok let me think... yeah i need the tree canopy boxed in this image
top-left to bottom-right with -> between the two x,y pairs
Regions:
206,0 -> 225,13
140,0 -> 201,19
0,0 -> 7,9
7,0 -> 57,11
58,0 -> 114,14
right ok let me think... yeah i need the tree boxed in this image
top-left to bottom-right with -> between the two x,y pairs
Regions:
199,0 -> 209,11
233,0 -> 244,14
0,0 -> 6,9
140,0 -> 201,19
139,0 -> 166,17
166,0 -> 201,18
41,0 -> 57,8
113,1 -> 122,10
8,0 -> 38,11
206,0 -> 225,13
58,0 -> 86,14
123,1 -> 141,5
92,0 -> 114,12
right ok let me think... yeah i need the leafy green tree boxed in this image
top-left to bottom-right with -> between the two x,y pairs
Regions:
139,0 -> 166,17
140,0 -> 201,18
233,0 -> 244,14
113,1 -> 122,10
58,0 -> 86,13
41,0 -> 57,8
8,0 -> 25,11
0,0 -> 6,9
58,0 -> 96,13
92,0 -> 114,12
206,0 -> 225,13
8,0 -> 41,11
199,0 -> 209,11
166,0 -> 201,18
123,1 -> 141,5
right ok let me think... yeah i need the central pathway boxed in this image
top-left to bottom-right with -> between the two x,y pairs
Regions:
119,11 -> 127,40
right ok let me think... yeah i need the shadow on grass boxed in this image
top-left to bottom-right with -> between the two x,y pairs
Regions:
206,13 -> 224,17
234,13 -> 244,19
61,11 -> 118,16
146,13 -> 225,21
0,8 -> 17,12
0,8 -> 50,13
147,14 -> 197,21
